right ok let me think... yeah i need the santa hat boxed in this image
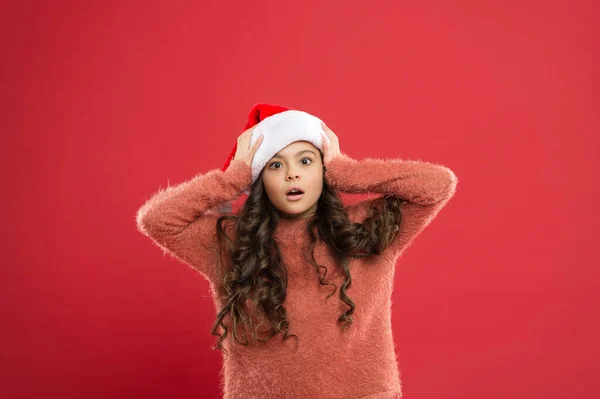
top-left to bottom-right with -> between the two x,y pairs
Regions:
222,103 -> 330,183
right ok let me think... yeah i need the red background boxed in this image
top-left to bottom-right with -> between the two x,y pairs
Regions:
2,1 -> 598,398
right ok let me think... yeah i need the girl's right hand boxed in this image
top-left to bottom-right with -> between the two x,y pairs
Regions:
233,127 -> 264,167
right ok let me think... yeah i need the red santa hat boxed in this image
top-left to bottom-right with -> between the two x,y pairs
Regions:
222,103 -> 330,183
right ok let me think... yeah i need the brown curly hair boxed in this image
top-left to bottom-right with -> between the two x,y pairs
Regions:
210,159 -> 403,356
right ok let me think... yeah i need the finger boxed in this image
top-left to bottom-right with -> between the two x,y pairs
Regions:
321,134 -> 330,163
321,132 -> 329,151
321,122 -> 330,135
322,122 -> 337,139
321,123 -> 331,145
241,126 -> 252,139
244,127 -> 255,148
238,130 -> 249,149
250,134 -> 263,152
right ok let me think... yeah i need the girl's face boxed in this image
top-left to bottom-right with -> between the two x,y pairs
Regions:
261,141 -> 324,219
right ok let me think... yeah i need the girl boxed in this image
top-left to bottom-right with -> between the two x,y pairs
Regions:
136,103 -> 458,399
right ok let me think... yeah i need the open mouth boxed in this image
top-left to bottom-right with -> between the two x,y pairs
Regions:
286,188 -> 305,200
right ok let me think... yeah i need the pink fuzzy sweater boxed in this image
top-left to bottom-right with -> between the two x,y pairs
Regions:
136,153 -> 458,399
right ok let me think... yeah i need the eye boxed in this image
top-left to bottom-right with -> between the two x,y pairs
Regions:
301,157 -> 313,165
269,161 -> 282,169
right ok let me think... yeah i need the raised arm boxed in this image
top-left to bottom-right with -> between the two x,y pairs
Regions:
135,160 -> 252,281
324,153 -> 458,257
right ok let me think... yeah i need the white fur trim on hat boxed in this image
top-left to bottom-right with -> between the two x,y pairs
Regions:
249,110 -> 330,183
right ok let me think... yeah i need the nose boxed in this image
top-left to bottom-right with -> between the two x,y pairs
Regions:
286,170 -> 300,181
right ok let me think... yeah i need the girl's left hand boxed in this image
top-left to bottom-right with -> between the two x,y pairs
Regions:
320,122 -> 341,165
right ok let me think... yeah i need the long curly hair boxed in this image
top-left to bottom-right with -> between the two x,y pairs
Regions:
210,159 -> 403,356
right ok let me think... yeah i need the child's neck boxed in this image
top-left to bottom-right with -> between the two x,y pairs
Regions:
278,205 -> 318,221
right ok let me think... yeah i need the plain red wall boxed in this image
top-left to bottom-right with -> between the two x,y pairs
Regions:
2,1 -> 598,398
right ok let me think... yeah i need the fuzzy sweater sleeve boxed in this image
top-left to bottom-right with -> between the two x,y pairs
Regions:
324,153 -> 458,257
135,160 -> 252,281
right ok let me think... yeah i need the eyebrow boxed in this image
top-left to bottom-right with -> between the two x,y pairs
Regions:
271,150 -> 317,159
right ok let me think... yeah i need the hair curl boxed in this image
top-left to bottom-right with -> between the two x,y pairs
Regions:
210,161 -> 403,356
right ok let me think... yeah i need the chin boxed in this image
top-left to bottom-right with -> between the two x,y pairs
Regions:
279,209 -> 307,217
270,196 -> 318,218
272,203 -> 307,215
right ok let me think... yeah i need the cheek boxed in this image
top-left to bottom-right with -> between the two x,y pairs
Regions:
262,174 -> 279,197
309,173 -> 324,195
